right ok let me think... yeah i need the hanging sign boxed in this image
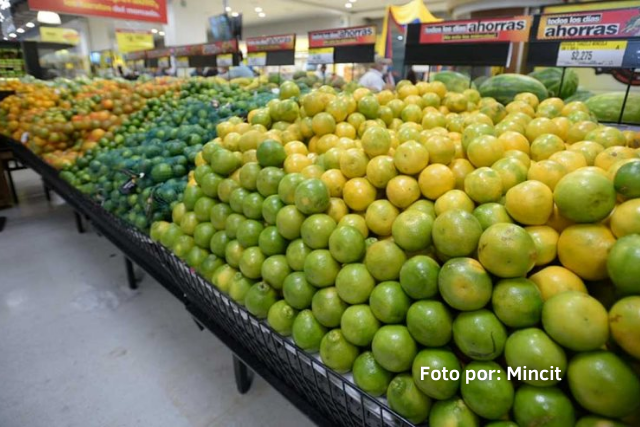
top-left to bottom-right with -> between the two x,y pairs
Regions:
537,8 -> 640,40
308,25 -> 376,48
27,0 -> 167,23
247,52 -> 267,66
557,40 -> 628,67
246,34 -> 296,52
202,39 -> 238,55
419,16 -> 532,44
116,30 -> 154,53
174,44 -> 203,57
39,27 -> 80,45
308,47 -> 334,64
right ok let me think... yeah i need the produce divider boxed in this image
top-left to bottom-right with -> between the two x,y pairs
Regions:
1,135 -> 417,427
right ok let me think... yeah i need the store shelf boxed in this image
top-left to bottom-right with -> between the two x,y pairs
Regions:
2,136 -> 416,427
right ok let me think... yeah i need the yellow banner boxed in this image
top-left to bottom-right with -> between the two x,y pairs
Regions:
116,30 -> 154,54
40,27 -> 80,45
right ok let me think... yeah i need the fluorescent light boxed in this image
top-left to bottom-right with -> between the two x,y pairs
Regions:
345,2 -> 352,8
349,0 -> 357,2
225,6 -> 231,12
26,22 -> 35,28
37,11 -> 61,25
151,28 -> 158,33
16,28 -> 24,33
159,31 -> 165,36
254,7 -> 262,12
397,35 -> 403,40
258,12 -> 266,18
231,11 -> 239,17
2,37 -> 7,40
9,33 -> 16,38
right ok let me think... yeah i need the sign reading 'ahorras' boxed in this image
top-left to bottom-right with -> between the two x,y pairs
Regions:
537,8 -> 640,40
420,16 -> 531,44
308,25 -> 376,48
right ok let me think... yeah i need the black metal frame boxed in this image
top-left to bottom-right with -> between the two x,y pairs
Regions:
1,135 -> 416,427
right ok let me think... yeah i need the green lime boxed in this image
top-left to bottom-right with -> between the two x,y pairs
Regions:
576,417 -> 627,427
292,309 -> 327,352
370,281 -> 411,324
198,254 -> 224,281
267,300 -> 298,336
387,373 -> 432,425
278,173 -> 306,205
276,205 -> 306,240
224,213 -> 245,239
406,300 -> 452,347
194,164 -> 213,186
194,197 -> 216,222
283,272 -> 316,310
209,203 -> 232,231
257,140 -> 287,167
429,398 -> 479,427
244,282 -> 278,319
236,219 -> 264,248
412,349 -> 461,400
392,210 -> 434,252
212,264 -> 236,293
505,328 -> 566,387
614,160 -> 640,199
173,235 -> 195,259
514,385 -> 575,427
172,203 -> 187,225
242,192 -> 265,220
229,187 -> 250,213
209,230 -> 229,258
239,247 -> 266,279
217,178 -> 239,203
180,212 -> 199,236
492,278 -> 543,328
193,222 -> 214,249
257,166 -> 285,197
210,148 -> 240,176
365,240 -> 406,281
328,225 -> 365,263
200,172 -> 223,198
438,257 -> 492,311
400,255 -> 440,299
286,239 -> 312,271
304,249 -> 341,288
461,361 -> 514,420
161,223 -> 182,248
185,246 -> 208,268
301,214 -> 337,249
352,351 -> 393,397
183,185 -> 203,210
239,162 -> 261,191
262,194 -> 284,225
261,255 -> 291,290
335,263 -> 375,304
295,178 -> 330,214
320,329 -> 360,373
340,305 -> 380,347
453,309 -> 507,361
225,240 -> 244,268
229,273 -> 255,305
311,287 -> 347,328
372,325 -> 417,373
473,202 -> 513,230
408,199 -> 436,217
258,226 -> 288,256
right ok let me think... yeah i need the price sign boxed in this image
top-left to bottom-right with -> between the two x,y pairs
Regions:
557,40 -> 627,67
308,47 -> 334,64
247,52 -> 266,66
176,56 -> 189,68
217,54 -> 233,67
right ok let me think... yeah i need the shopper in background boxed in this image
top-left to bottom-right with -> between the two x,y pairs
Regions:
316,64 -> 329,83
406,67 -> 417,84
218,52 -> 255,79
359,55 -> 393,92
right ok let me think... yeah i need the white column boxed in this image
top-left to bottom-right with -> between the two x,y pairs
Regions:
164,0 -> 209,46
86,17 -> 114,51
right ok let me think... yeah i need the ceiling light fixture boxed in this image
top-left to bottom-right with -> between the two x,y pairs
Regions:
3,37 -> 7,40
397,35 -> 403,40
231,11 -> 239,17
254,7 -> 262,12
349,0 -> 357,3
151,28 -> 158,33
37,11 -> 61,25
225,6 -> 231,12
16,28 -> 24,33
258,12 -> 266,18
159,31 -> 165,36
9,33 -> 16,38
26,22 -> 35,28
345,2 -> 352,8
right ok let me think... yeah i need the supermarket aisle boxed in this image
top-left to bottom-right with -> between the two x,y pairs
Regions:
0,170 -> 314,427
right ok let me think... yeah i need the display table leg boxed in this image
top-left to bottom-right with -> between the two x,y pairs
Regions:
233,355 -> 253,394
125,257 -> 139,290
74,211 -> 85,233
43,180 -> 51,201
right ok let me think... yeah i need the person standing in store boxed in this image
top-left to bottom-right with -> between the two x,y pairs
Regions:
359,55 -> 393,92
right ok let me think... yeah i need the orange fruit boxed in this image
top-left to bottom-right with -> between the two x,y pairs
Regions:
339,214 -> 369,238
311,112 -> 336,136
530,134 -> 565,161
553,170 -> 616,223
498,131 -> 530,154
525,117 -> 560,142
285,140 -> 309,155
340,148 -> 369,178
365,240 -> 406,281
504,150 -> 531,168
505,181 -> 554,225
394,140 -> 429,175
467,135 -> 505,168
566,120 -> 599,143
527,160 -> 566,191
464,167 -> 503,204
424,135 -> 455,165
321,169 -> 347,198
326,197 -> 348,223
343,178 -> 377,212
557,224 -> 616,281
365,200 -> 400,237
491,157 -> 528,192
284,153 -> 313,174
477,223 -> 537,278
594,146 -> 637,171
515,92 -> 540,109
529,265 -> 586,301
525,225 -> 559,266
335,122 -> 356,139
548,150 -> 587,173
386,175 -> 421,209
610,199 -> 640,238
435,189 -> 475,215
392,210 -> 434,252
418,164 -> 455,200
432,209 -> 483,258
361,126 -> 391,157
366,155 -> 398,189
545,205 -> 574,233
449,159 -> 475,190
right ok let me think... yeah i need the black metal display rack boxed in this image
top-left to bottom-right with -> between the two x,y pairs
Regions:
2,135 -> 416,427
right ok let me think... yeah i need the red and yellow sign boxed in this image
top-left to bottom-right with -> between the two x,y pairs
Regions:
420,16 -> 531,44
538,8 -> 640,40
27,0 -> 167,23
246,34 -> 296,52
173,44 -> 204,57
202,39 -> 238,55
39,27 -> 80,45
116,29 -> 154,54
308,25 -> 376,48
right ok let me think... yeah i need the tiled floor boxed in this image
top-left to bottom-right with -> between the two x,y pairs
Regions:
0,169 -> 314,427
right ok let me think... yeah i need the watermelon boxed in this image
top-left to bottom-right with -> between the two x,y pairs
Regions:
479,74 -> 549,105
473,75 -> 490,88
565,89 -> 594,103
585,92 -> 640,124
430,71 -> 475,93
529,67 -> 579,99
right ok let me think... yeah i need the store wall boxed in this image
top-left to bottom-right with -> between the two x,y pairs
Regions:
243,16 -> 348,39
